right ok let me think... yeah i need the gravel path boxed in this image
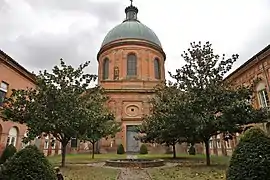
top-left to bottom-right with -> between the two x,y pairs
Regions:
117,168 -> 152,180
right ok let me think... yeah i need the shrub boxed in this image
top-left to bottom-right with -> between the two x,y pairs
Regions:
188,145 -> 196,155
0,145 -> 56,180
117,144 -> 125,154
139,144 -> 148,154
0,144 -> 17,164
227,128 -> 270,180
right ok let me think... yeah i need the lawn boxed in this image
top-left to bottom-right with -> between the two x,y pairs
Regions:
149,165 -> 226,180
48,153 -> 230,180
148,155 -> 229,180
47,153 -> 177,165
60,166 -> 118,180
48,153 -> 229,165
48,153 -> 126,165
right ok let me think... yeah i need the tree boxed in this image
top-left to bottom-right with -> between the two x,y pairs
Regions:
227,128 -> 270,180
80,87 -> 120,159
140,83 -> 195,158
2,59 -> 101,167
139,144 -> 148,154
170,42 -> 269,165
117,144 -> 125,154
0,145 -> 56,180
0,144 -> 16,164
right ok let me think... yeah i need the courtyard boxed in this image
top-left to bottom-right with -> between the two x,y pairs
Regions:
48,154 -> 230,180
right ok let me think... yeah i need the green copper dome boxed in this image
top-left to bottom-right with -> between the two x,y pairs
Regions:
101,3 -> 162,48
101,21 -> 162,47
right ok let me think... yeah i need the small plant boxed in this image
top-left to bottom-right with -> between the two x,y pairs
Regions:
117,144 -> 125,154
0,144 -> 17,164
227,128 -> 270,180
139,144 -> 148,154
1,145 -> 56,180
188,145 -> 196,155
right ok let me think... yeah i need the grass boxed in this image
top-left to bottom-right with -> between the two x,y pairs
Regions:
48,153 -> 126,165
148,155 -> 229,180
60,166 -> 118,180
48,153 -> 230,180
149,165 -> 226,180
48,153 -> 230,165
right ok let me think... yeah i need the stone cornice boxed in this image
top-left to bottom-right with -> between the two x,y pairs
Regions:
100,79 -> 164,83
224,44 -> 270,83
104,88 -> 155,93
97,39 -> 166,61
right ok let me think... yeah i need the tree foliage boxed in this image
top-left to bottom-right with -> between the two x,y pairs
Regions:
0,144 -> 17,164
168,41 -> 269,165
117,144 -> 125,154
80,87 -> 120,159
2,59 -> 107,167
227,128 -> 270,180
139,144 -> 148,154
140,82 -> 196,158
0,145 -> 56,180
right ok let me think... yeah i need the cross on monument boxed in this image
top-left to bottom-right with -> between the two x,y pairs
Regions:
130,0 -> 133,6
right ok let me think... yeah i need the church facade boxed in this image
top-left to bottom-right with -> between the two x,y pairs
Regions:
97,2 -> 166,152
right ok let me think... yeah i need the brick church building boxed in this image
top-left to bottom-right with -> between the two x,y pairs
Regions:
97,2 -> 166,153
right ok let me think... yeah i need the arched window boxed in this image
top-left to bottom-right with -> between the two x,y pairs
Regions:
127,54 -> 137,76
154,58 -> 161,79
256,82 -> 269,108
7,127 -> 18,147
103,58 -> 109,80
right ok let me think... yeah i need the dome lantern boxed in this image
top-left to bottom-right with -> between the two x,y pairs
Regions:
124,0 -> 139,22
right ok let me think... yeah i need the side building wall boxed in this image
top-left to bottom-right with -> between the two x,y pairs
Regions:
206,45 -> 270,156
0,51 -> 64,156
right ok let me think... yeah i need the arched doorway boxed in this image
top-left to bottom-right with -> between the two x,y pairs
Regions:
7,127 -> 18,147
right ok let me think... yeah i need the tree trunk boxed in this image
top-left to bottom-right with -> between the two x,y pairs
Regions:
92,142 -> 95,159
172,144 -> 176,158
61,143 -> 67,167
204,140 -> 211,166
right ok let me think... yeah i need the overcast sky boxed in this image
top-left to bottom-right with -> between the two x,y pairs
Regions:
0,0 -> 269,81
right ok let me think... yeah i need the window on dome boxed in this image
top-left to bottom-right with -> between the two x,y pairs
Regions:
103,58 -> 109,80
127,11 -> 137,20
154,58 -> 161,79
127,54 -> 137,76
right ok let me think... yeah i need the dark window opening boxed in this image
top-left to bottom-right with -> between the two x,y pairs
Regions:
154,58 -> 161,79
127,54 -> 137,76
258,89 -> 269,108
0,81 -> 8,106
103,58 -> 109,80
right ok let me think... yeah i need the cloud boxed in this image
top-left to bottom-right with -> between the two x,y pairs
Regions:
24,0 -> 122,24
0,0 -> 269,81
0,0 -> 123,75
